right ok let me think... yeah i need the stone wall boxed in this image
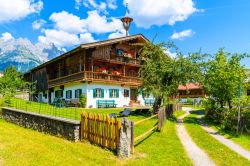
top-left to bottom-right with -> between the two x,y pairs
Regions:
2,107 -> 80,141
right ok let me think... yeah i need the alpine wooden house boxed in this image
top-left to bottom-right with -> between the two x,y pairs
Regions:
25,34 -> 154,108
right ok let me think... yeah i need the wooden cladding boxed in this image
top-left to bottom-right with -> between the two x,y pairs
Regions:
48,71 -> 142,87
92,46 -> 111,59
80,112 -> 121,150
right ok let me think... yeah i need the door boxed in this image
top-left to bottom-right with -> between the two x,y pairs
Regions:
130,89 -> 137,101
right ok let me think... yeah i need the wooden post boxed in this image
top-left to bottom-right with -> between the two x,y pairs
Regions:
130,121 -> 134,154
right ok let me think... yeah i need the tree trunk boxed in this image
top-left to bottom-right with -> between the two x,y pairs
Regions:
153,95 -> 162,113
220,100 -> 224,108
228,99 -> 232,110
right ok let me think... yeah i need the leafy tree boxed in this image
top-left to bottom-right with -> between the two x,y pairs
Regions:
202,49 -> 247,109
0,65 -> 29,99
138,40 -> 200,112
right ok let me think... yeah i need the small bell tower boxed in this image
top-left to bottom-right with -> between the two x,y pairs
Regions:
121,3 -> 133,37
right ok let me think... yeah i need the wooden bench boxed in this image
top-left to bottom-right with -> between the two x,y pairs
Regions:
66,99 -> 80,107
144,99 -> 154,106
97,100 -> 117,108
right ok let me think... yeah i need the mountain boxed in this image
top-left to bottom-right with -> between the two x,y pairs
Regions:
0,38 -> 65,73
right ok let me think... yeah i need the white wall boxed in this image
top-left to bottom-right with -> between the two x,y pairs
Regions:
38,91 -> 48,103
86,83 -> 130,108
51,82 -> 131,108
137,94 -> 154,106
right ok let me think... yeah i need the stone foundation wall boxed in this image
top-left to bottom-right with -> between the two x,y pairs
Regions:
2,107 -> 80,141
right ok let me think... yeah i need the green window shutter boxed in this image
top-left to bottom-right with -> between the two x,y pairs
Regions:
109,89 -> 112,98
79,89 -> 82,96
101,89 -> 104,98
116,89 -> 119,98
70,90 -> 72,98
93,89 -> 96,98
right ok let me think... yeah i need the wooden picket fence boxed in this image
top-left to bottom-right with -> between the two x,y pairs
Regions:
80,112 -> 121,150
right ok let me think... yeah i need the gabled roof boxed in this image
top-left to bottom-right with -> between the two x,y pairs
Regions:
178,83 -> 203,90
27,34 -> 148,73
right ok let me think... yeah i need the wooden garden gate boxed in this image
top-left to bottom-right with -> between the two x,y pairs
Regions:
80,112 -> 121,150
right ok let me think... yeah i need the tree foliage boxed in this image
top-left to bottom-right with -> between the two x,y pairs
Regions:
138,40 -> 200,111
0,65 -> 29,98
202,49 -> 248,108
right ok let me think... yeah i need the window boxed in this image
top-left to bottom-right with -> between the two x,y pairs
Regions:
55,90 -> 63,98
75,89 -> 82,98
109,89 -> 119,98
124,89 -> 129,97
93,88 -> 104,98
66,90 -> 72,99
143,93 -> 150,98
247,90 -> 250,96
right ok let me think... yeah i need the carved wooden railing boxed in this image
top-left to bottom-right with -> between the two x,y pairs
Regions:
48,71 -> 142,87
96,56 -> 141,66
48,72 -> 84,87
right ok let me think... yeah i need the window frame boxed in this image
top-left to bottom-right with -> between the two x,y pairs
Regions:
75,89 -> 82,98
66,90 -> 72,99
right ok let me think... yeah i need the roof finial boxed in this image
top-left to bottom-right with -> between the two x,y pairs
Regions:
125,3 -> 129,16
121,3 -> 133,37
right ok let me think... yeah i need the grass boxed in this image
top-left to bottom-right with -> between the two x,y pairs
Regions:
3,98 -> 158,137
0,113 -> 192,166
203,117 -> 250,152
173,110 -> 186,118
184,110 -> 250,166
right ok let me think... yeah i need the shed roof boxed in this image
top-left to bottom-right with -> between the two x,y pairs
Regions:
178,83 -> 203,90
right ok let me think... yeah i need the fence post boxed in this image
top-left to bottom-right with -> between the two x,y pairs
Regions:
130,121 -> 134,154
118,118 -> 132,158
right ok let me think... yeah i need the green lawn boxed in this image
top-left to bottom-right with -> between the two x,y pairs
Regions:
184,111 -> 250,166
0,113 -> 192,166
203,117 -> 250,152
3,98 -> 157,137
173,110 -> 186,118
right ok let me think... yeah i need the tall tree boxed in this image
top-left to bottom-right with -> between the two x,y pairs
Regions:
0,65 -> 29,98
138,40 -> 199,111
203,49 -> 247,109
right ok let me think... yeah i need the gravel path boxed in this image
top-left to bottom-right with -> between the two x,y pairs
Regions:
196,113 -> 250,160
176,108 -> 216,166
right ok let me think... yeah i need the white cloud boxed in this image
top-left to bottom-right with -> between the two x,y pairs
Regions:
82,10 -> 122,34
79,33 -> 96,43
170,29 -> 194,40
124,0 -> 198,28
108,29 -> 126,39
50,11 -> 85,34
164,49 -> 177,58
107,0 -> 117,9
38,30 -> 96,48
38,9 -> 126,48
38,29 -> 80,48
32,19 -> 46,30
0,0 -> 43,23
0,32 -> 14,41
75,0 -> 116,11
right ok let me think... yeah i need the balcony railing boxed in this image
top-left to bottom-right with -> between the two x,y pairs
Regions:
178,94 -> 205,98
48,71 -> 142,87
96,56 -> 141,66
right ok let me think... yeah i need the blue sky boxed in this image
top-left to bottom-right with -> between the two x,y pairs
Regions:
0,0 -> 250,67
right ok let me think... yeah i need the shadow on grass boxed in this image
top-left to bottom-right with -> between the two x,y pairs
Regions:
189,110 -> 205,115
134,130 -> 156,147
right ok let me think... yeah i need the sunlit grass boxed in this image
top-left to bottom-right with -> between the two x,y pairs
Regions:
184,111 -> 250,166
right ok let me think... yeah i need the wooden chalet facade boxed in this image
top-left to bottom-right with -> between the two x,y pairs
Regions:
25,34 -> 153,108
177,83 -> 205,99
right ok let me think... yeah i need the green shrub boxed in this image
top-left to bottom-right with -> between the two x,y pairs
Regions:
186,98 -> 193,104
79,94 -> 87,108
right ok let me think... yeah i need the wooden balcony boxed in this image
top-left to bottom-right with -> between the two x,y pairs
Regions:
178,94 -> 205,98
48,71 -> 142,88
95,57 -> 141,67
